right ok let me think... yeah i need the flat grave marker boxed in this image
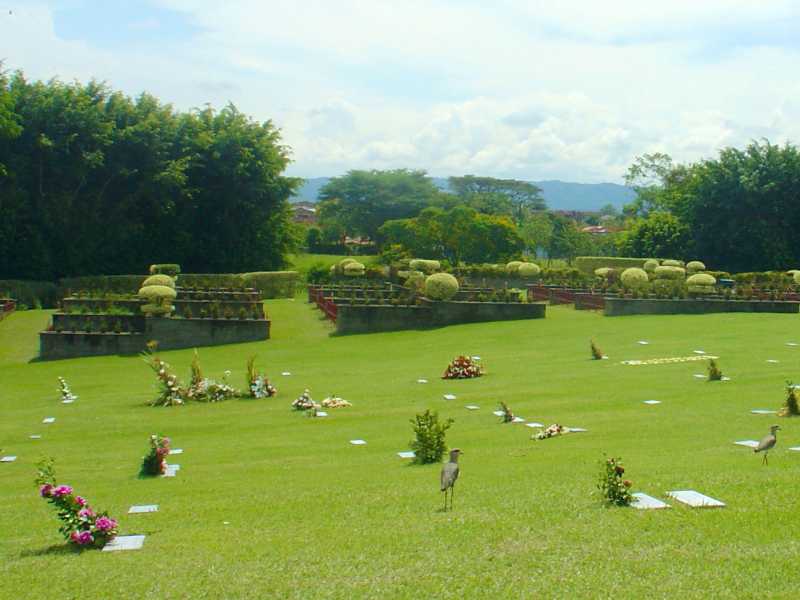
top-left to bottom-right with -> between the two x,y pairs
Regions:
750,410 -> 776,415
525,422 -> 544,428
693,350 -> 706,355
766,359 -> 780,364
693,374 -> 706,379
281,372 -> 291,376
465,405 -> 480,410
443,394 -> 457,401
511,416 -> 525,423
787,342 -> 798,347
397,451 -> 416,459
492,410 -> 505,417
788,447 -> 800,452
315,411 -> 328,417
667,490 -> 725,508
1,456 -> 17,463
631,493 -> 670,510
637,341 -> 650,345
29,435 -> 41,439
61,399 -> 75,404
471,356 -> 481,360
417,379 -> 428,384
643,400 -> 661,405
349,439 -> 367,446
128,504 -> 158,514
169,448 -> 183,455
566,427 -> 588,432
42,417 -> 55,424
102,535 -> 146,552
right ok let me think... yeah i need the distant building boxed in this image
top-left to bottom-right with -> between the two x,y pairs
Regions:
291,202 -> 317,224
580,225 -> 610,235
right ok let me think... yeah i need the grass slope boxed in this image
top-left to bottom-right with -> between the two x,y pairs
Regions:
1,302 -> 800,598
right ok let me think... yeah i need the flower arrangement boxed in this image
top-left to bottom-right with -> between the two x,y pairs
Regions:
498,401 -> 514,423
292,389 -> 318,411
185,371 -> 237,402
779,381 -> 800,417
598,456 -> 633,506
533,423 -> 565,440
442,355 -> 483,379
140,434 -> 171,476
246,356 -> 277,399
142,342 -> 184,406
36,458 -> 119,548
58,377 -> 78,403
322,395 -> 351,408
590,339 -> 605,360
707,358 -> 723,381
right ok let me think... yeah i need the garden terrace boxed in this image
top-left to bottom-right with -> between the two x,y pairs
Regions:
604,297 -> 800,316
39,288 -> 270,359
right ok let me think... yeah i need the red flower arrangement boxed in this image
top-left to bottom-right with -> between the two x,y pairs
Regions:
442,355 -> 483,379
140,434 -> 171,476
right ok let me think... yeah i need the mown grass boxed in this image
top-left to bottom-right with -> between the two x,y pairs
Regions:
288,253 -> 378,280
2,301 -> 800,598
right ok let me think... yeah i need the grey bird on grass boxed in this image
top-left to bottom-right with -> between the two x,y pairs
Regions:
440,448 -> 462,511
754,425 -> 780,465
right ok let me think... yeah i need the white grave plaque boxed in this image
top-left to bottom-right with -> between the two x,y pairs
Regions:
643,400 -> 661,405
128,504 -> 158,514
693,374 -> 706,379
417,379 -> 428,384
512,416 -> 525,423
637,341 -> 650,345
349,439 -> 367,445
525,422 -> 544,428
787,342 -> 798,347
750,410 -> 776,415
169,448 -> 183,455
443,394 -> 457,400
693,350 -> 706,354
566,427 -> 587,432
667,490 -> 725,508
465,405 -> 480,410
1,456 -> 17,463
397,451 -> 416,459
102,535 -> 145,552
631,493 -> 670,510
766,359 -> 780,364
62,399 -> 75,404
281,372 -> 291,376
788,447 -> 800,452
492,410 -> 505,417
471,356 -> 481,360
30,434 -> 41,439
42,417 -> 55,424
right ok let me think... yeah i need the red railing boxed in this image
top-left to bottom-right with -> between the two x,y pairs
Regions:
527,285 -> 550,302
0,300 -> 15,321
548,288 -> 576,305
308,286 -> 338,323
574,293 -> 606,310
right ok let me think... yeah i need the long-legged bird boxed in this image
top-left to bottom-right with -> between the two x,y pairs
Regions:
754,425 -> 780,465
440,448 -> 462,511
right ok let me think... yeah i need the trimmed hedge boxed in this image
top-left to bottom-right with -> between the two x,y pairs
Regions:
506,261 -> 524,274
424,273 -> 459,301
409,259 -> 441,274
662,259 -> 684,268
517,263 -> 541,278
621,268 -> 649,289
142,274 -> 175,289
643,259 -> 659,273
686,273 -> 716,286
343,262 -> 366,277
575,257 -> 654,274
0,279 -> 59,308
240,271 -> 300,298
59,275 -> 145,295
149,264 -> 181,277
654,265 -> 686,280
686,261 -> 706,273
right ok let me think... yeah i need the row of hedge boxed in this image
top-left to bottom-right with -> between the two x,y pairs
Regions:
1,272 -> 300,307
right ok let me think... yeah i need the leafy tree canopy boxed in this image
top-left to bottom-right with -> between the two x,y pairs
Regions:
448,175 -> 545,222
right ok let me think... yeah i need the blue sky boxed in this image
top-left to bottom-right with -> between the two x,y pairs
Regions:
2,1 -> 800,182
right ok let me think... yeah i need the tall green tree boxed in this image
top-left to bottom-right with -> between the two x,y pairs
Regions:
616,212 -> 691,258
318,169 -> 440,240
448,175 -> 545,222
0,71 -> 299,280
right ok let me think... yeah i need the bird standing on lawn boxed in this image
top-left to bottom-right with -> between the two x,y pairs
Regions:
440,448 -> 462,511
754,425 -> 780,465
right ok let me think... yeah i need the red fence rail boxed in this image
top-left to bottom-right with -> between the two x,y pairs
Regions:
0,300 -> 16,322
307,286 -> 338,323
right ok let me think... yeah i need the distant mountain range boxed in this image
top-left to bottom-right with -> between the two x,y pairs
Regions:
291,177 -> 636,211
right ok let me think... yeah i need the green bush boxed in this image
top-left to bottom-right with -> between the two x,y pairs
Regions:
343,262 -> 366,277
241,271 -> 299,298
574,256 -> 654,274
686,273 -> 716,286
506,261 -> 524,274
686,260 -> 706,273
59,275 -> 146,295
424,273 -> 459,301
138,284 -> 176,317
517,263 -> 541,278
621,268 -> 649,289
661,259 -> 684,267
307,263 -> 331,284
794,272 -> 800,286
409,409 -> 453,464
643,259 -> 659,273
0,280 -> 59,308
403,270 -> 426,292
149,264 -> 181,277
409,259 -> 441,274
165,273 -> 244,289
142,274 -> 175,289
654,265 -> 686,280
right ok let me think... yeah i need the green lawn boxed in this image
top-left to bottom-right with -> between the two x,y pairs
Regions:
2,302 -> 800,598
288,253 -> 378,279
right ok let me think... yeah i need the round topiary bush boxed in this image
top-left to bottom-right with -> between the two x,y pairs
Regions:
141,274 -> 175,289
621,267 -> 649,289
654,265 -> 686,280
424,273 -> 459,301
686,273 -> 716,286
517,263 -> 541,278
686,261 -> 706,273
409,259 -> 441,274
138,284 -> 177,317
643,259 -> 659,273
662,259 -> 684,268
793,271 -> 800,285
404,270 -> 426,290
343,261 -> 366,277
506,261 -> 524,274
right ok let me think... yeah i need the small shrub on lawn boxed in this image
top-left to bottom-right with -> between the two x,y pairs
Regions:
779,381 -> 800,417
409,409 -> 453,464
590,339 -> 604,360
707,358 -> 722,381
598,456 -> 633,507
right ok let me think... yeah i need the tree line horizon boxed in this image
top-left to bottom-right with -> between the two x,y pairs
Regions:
1,69 -> 797,280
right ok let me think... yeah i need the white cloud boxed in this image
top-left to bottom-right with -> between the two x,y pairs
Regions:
4,1 -> 800,181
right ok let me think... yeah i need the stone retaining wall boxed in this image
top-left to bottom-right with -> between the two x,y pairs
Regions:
604,298 -> 800,316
